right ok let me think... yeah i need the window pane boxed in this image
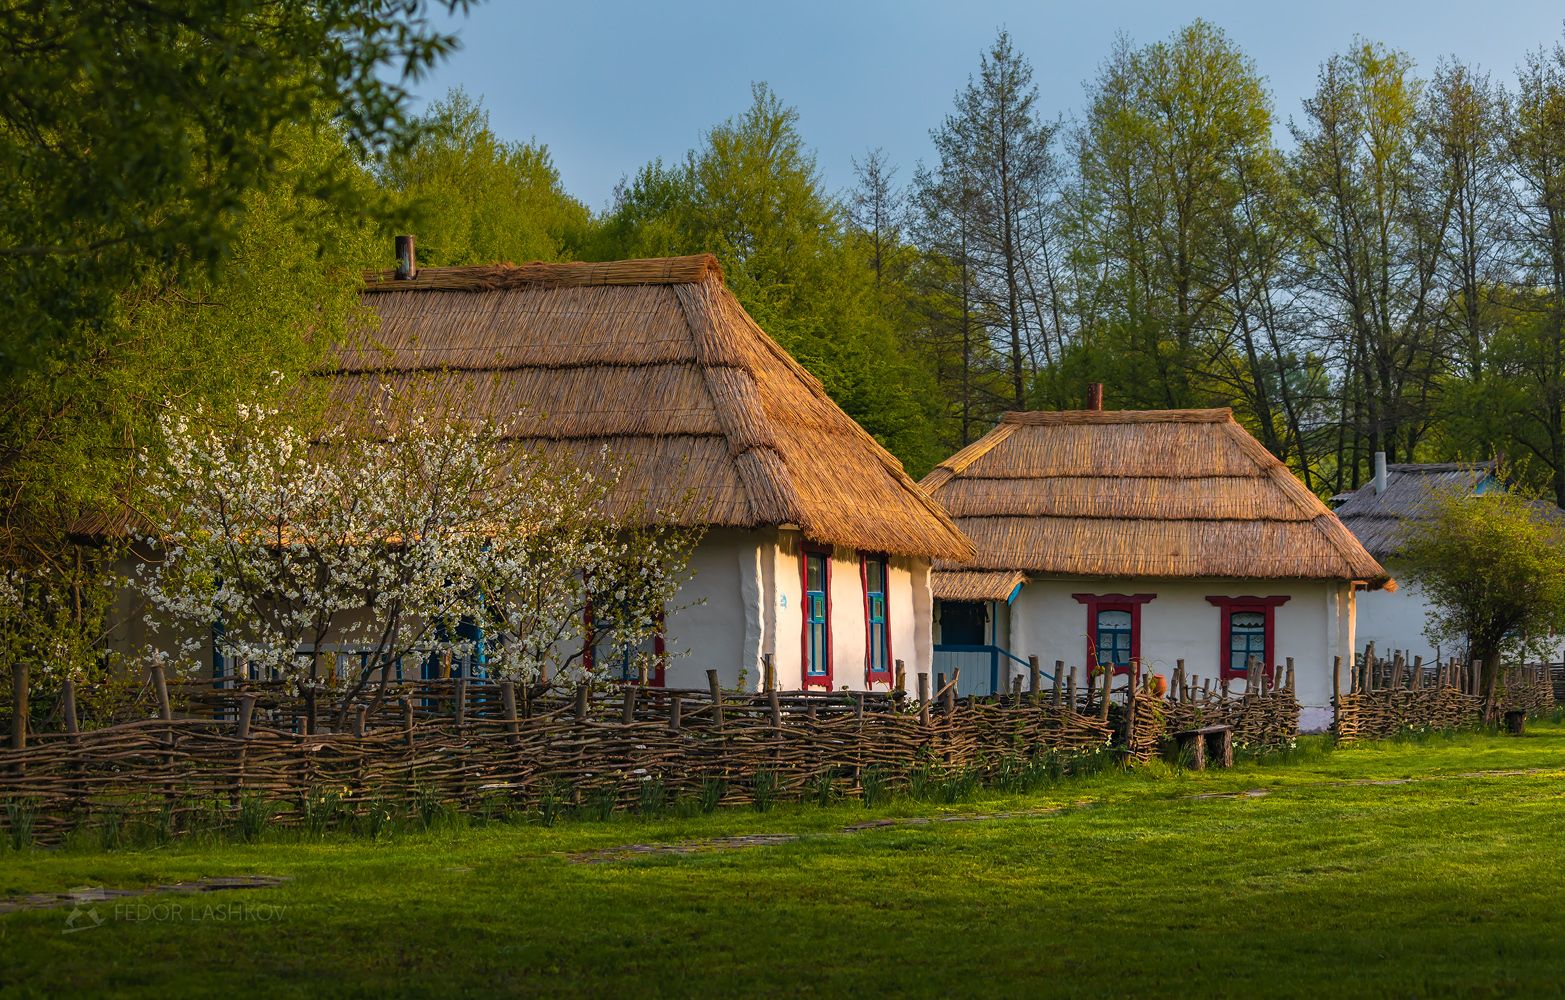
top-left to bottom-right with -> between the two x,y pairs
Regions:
1097,610 -> 1132,630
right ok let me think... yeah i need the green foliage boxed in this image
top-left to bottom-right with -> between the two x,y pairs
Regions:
381,89 -> 591,265
0,0 -> 465,376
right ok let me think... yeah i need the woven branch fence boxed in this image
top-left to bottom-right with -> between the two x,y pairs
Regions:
0,653 -> 1310,845
1331,650 -> 1555,743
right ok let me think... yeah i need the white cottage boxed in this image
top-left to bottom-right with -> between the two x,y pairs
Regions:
1333,456 -> 1565,668
340,253 -> 973,692
921,404 -> 1390,730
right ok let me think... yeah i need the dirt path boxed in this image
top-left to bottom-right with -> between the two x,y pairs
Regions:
0,876 -> 289,915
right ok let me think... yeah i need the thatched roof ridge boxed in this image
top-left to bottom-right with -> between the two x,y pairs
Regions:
921,408 -> 1387,592
330,256 -> 973,562
362,254 -> 723,292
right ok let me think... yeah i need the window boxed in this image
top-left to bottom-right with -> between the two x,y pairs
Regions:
863,555 -> 891,684
802,545 -> 832,687
1073,593 -> 1156,676
1205,596 -> 1291,680
1095,609 -> 1133,669
588,602 -> 667,686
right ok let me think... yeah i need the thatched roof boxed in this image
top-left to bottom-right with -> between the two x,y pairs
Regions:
1331,461 -> 1556,560
920,408 -> 1388,597
340,254 -> 973,561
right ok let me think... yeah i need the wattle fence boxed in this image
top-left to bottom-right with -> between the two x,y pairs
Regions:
1331,653 -> 1555,743
0,657 -> 1302,845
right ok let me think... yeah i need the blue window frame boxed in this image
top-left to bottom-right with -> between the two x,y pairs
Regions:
1228,610 -> 1267,674
803,548 -> 830,686
864,555 -> 890,679
1095,609 -> 1133,669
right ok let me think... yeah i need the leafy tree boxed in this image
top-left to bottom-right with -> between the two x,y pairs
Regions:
379,89 -> 591,265
1399,483 -> 1565,720
0,0 -> 469,376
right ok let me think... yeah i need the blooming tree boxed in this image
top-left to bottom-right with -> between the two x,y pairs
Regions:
134,383 -> 703,719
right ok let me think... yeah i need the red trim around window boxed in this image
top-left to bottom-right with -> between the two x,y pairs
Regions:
1205,595 -> 1290,680
861,553 -> 892,687
648,608 -> 667,687
801,543 -> 833,689
1072,593 -> 1156,676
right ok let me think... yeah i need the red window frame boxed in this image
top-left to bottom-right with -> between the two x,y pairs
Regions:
861,553 -> 893,687
801,543 -> 833,689
1205,595 -> 1290,680
1072,593 -> 1156,676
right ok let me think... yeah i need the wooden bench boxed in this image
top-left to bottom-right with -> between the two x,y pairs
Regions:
1171,724 -> 1233,770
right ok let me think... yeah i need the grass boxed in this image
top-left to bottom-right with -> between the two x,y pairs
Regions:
3,724 -> 1565,998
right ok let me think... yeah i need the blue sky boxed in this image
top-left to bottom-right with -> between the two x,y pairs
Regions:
407,1 -> 1565,211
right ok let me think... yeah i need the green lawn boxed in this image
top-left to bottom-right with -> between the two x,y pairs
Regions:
3,725 -> 1564,998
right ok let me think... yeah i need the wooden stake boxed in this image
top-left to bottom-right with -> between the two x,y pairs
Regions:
1052,660 -> 1064,707
61,675 -> 78,748
402,696 -> 415,749
353,704 -> 367,739
1028,655 -> 1040,701
1332,655 -> 1342,704
574,683 -> 590,723
667,693 -> 682,733
501,680 -> 519,739
454,677 -> 467,732
706,669 -> 724,732
151,661 -> 172,722
11,660 -> 28,751
917,672 -> 930,728
236,693 -> 257,741
764,652 -> 776,693
621,684 -> 637,725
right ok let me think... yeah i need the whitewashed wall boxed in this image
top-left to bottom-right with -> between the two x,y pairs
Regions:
1006,578 -> 1358,732
101,527 -> 938,695
759,528 -> 930,693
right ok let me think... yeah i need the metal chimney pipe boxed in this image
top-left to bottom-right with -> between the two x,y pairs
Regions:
1373,451 -> 1388,494
1085,383 -> 1104,411
394,235 -> 417,280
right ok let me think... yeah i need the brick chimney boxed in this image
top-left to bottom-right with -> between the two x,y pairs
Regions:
394,235 -> 417,280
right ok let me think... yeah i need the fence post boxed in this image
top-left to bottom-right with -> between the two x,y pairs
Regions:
352,704 -> 367,739
1098,668 -> 1112,722
668,693 -> 682,734
893,658 -> 905,695
574,683 -> 590,723
706,669 -> 724,733
943,670 -> 957,715
1066,666 -> 1077,711
402,695 -> 415,749
621,684 -> 637,725
303,686 -> 317,736
150,661 -> 172,722
62,676 -> 79,749
917,672 -> 930,728
1028,655 -> 1040,702
769,685 -> 782,732
764,652 -> 776,693
501,680 -> 520,740
453,677 -> 467,732
10,661 -> 27,763
1052,660 -> 1063,707
236,693 -> 257,741
1332,655 -> 1342,705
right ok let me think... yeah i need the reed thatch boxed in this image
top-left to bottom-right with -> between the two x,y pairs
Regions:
343,255 -> 972,561
921,408 -> 1388,596
1332,461 -> 1501,559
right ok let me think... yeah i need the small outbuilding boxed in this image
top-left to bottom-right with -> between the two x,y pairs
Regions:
921,402 -> 1390,730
